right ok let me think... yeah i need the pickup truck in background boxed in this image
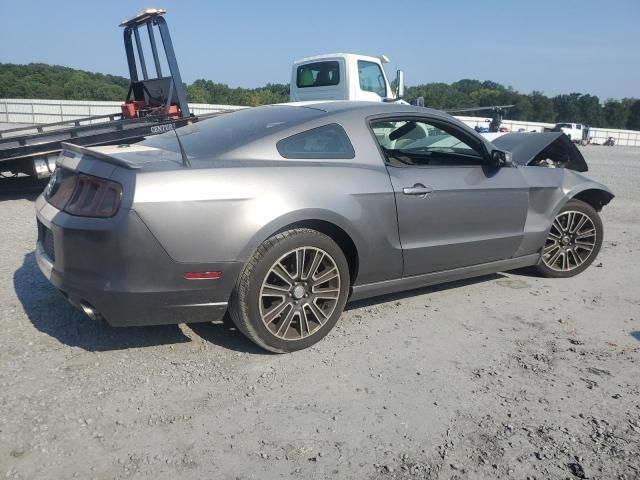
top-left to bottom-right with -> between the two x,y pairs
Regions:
554,122 -> 583,142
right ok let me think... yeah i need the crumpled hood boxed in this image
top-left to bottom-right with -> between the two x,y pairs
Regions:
489,132 -> 588,172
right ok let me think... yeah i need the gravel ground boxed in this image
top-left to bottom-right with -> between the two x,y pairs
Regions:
1,147 -> 639,480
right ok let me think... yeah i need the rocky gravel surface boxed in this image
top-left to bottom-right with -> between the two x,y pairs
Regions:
1,147 -> 639,479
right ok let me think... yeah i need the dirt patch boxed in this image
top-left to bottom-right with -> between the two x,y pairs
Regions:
1,147 -> 639,479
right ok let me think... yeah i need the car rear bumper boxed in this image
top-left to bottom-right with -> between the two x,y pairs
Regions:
34,195 -> 242,327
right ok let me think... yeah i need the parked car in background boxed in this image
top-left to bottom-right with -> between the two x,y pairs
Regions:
35,102 -> 613,353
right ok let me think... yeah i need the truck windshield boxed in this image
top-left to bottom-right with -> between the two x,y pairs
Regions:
296,61 -> 340,88
142,105 -> 325,158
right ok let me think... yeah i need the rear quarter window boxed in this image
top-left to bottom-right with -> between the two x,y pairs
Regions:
277,124 -> 355,159
141,105 -> 324,158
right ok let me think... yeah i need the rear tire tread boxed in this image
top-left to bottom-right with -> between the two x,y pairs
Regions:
229,228 -> 346,353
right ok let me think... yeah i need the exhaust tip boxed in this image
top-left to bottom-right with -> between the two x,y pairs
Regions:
80,302 -> 101,321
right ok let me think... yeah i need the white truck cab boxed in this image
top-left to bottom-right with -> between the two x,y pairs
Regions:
289,53 -> 404,103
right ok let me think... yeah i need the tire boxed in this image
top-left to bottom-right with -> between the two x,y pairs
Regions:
535,199 -> 603,278
229,229 -> 350,353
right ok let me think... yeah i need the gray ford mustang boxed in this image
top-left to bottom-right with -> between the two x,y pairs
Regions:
35,102 -> 613,352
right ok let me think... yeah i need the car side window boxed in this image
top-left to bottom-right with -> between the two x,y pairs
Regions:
370,119 -> 485,167
358,61 -> 387,98
277,124 -> 355,159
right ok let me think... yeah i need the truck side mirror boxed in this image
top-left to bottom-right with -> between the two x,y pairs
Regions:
395,70 -> 405,99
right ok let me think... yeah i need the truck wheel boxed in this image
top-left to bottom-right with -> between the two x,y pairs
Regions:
229,229 -> 350,353
535,199 -> 603,278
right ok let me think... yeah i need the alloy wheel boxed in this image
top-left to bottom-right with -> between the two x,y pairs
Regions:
542,210 -> 597,272
259,247 -> 341,340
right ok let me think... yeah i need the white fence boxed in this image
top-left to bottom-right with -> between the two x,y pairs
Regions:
2,98 -> 639,147
457,115 -> 640,147
0,98 -> 245,124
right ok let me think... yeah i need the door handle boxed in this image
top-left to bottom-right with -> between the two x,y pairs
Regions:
402,184 -> 433,196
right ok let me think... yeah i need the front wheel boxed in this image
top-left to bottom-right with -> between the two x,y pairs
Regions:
229,229 -> 350,353
535,199 -> 603,278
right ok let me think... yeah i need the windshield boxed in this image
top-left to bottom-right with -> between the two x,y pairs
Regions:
142,106 -> 325,158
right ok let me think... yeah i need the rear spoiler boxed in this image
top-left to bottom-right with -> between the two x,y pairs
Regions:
60,142 -> 142,169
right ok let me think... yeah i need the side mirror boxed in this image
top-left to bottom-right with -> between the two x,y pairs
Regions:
490,149 -> 513,168
395,69 -> 405,99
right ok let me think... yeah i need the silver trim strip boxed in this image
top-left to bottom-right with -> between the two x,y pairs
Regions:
164,301 -> 228,308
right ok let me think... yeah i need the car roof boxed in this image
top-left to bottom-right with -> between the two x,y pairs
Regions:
282,100 -> 452,119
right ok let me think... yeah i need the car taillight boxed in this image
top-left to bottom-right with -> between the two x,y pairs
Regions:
44,168 -> 122,218
44,167 -> 77,210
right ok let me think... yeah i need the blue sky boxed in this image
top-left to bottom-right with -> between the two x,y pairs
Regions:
0,0 -> 638,99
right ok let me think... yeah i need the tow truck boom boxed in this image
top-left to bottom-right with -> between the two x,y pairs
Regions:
0,8 -> 212,180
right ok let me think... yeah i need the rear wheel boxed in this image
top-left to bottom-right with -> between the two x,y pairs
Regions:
535,199 -> 603,278
229,229 -> 350,353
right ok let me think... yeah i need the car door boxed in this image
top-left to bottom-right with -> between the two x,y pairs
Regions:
370,116 -> 529,276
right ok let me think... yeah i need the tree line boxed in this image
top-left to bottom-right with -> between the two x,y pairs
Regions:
404,79 -> 640,130
1,63 -> 639,130
0,63 -> 129,101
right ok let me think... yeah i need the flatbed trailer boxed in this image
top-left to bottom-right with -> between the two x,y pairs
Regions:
0,112 -> 218,178
0,8 -> 208,181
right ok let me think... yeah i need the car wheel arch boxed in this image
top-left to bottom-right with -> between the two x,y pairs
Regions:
533,183 -> 613,251
274,220 -> 359,284
570,188 -> 614,212
239,211 -> 361,285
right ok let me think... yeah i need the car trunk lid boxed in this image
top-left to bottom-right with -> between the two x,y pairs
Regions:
60,142 -> 187,171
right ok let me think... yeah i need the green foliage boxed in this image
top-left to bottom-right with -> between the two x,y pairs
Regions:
627,100 -> 640,131
405,81 -> 638,129
603,99 -> 629,128
529,91 -> 555,123
0,63 -> 129,100
1,63 -> 638,130
186,80 -> 289,106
